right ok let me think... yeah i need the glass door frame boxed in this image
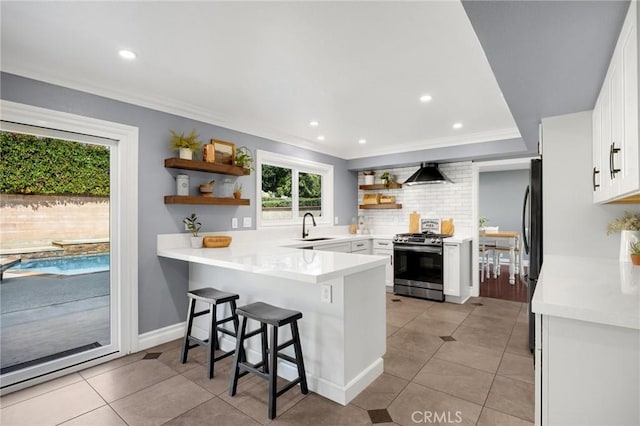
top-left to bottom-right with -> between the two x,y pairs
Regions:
0,100 -> 138,393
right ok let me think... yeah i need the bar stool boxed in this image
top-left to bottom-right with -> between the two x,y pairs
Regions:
229,301 -> 308,420
181,287 -> 240,379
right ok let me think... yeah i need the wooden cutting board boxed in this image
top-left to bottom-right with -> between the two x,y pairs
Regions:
409,211 -> 420,233
441,218 -> 454,236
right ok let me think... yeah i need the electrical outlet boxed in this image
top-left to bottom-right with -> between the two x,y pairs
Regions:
320,284 -> 332,303
243,217 -> 252,228
231,218 -> 238,229
334,216 -> 339,225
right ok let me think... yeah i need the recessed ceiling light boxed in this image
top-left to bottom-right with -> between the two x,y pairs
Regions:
309,121 -> 319,127
452,122 -> 463,129
118,49 -> 137,60
420,94 -> 433,103
358,139 -> 367,145
317,135 -> 325,141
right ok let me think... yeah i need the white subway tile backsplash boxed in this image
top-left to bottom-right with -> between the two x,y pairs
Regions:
357,161 -> 472,234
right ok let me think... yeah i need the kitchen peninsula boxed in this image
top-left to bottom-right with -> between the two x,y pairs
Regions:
157,232 -> 388,405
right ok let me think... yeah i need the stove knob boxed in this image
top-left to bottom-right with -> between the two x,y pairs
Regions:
430,238 -> 436,243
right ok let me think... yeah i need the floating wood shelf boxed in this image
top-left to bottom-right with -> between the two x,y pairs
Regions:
359,183 -> 402,190
358,204 -> 402,210
165,196 -> 250,206
165,158 -> 246,176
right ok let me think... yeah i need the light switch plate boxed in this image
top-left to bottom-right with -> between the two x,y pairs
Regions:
320,284 -> 332,303
243,217 -> 252,228
334,216 -> 339,225
231,218 -> 238,229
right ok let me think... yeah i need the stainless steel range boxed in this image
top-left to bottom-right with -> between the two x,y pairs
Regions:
393,232 -> 449,302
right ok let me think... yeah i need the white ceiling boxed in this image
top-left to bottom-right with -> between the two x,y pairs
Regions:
1,1 -> 521,160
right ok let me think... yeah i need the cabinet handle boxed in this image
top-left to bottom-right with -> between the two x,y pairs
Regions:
610,142 -> 621,178
377,242 -> 389,246
592,167 -> 600,191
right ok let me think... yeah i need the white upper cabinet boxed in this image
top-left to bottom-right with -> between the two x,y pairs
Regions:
593,1 -> 639,203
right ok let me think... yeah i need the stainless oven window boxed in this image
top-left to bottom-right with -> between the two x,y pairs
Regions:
393,245 -> 443,285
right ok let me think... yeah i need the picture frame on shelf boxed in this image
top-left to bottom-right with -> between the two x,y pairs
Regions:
211,139 -> 235,166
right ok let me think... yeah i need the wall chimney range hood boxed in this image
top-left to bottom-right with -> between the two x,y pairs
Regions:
403,163 -> 452,185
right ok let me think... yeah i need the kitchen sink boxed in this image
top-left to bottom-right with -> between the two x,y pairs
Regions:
299,237 -> 335,242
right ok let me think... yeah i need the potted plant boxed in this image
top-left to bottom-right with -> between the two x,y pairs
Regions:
170,128 -> 202,160
380,171 -> 393,185
607,211 -> 640,261
235,146 -> 254,174
233,183 -> 243,199
363,170 -> 375,185
630,241 -> 640,266
479,216 -> 489,232
183,213 -> 202,248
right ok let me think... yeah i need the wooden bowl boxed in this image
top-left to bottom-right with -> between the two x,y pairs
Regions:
203,236 -> 232,248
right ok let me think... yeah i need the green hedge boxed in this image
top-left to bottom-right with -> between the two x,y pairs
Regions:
0,132 -> 110,196
262,197 -> 321,208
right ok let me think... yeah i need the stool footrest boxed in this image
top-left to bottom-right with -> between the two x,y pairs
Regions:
217,327 -> 236,337
244,328 -> 263,339
193,310 -> 209,318
276,339 -> 295,352
276,378 -> 301,397
277,352 -> 297,364
239,364 -> 269,380
213,349 -> 235,362
187,336 -> 208,347
216,316 -> 235,326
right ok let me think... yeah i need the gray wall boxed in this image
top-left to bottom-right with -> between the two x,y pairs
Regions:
542,111 -> 629,258
479,170 -> 529,260
0,72 -> 357,334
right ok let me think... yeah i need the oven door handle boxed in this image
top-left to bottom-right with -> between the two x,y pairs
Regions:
393,245 -> 442,254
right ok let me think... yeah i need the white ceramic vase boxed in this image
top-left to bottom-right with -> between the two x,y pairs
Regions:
190,236 -> 202,248
179,148 -> 193,160
619,230 -> 640,262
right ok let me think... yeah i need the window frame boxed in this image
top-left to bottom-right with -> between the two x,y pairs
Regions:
256,149 -> 334,229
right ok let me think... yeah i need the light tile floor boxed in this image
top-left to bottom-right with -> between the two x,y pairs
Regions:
0,295 -> 534,425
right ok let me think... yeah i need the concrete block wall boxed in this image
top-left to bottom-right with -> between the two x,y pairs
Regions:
357,161 -> 473,235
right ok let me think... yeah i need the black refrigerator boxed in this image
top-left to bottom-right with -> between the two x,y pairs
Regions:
523,158 -> 542,352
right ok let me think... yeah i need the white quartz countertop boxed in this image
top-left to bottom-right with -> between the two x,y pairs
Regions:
158,238 -> 388,284
532,255 -> 640,330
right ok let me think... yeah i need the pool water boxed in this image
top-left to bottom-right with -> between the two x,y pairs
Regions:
9,254 -> 110,276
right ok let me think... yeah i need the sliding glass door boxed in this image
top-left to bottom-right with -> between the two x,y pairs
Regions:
0,122 -> 120,387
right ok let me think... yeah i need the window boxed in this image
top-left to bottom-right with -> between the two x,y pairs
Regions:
257,150 -> 333,227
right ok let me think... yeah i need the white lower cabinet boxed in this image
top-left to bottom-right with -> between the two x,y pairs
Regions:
313,242 -> 351,253
372,239 -> 393,291
443,241 -> 471,302
350,240 -> 372,254
536,313 -> 640,425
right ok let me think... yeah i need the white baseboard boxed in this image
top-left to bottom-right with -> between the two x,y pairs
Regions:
137,322 -> 185,351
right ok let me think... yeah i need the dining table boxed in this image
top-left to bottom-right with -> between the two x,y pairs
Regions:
480,231 -> 521,285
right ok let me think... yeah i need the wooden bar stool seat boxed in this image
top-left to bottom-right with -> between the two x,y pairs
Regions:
229,301 -> 308,420
180,287 -> 240,379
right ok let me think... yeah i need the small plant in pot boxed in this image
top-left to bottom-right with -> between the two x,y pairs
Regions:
235,146 -> 254,174
183,213 -> 203,248
380,171 -> 393,185
170,128 -> 202,160
607,211 -> 640,261
630,241 -> 640,266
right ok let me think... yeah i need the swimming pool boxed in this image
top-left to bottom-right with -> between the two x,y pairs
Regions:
9,254 -> 110,276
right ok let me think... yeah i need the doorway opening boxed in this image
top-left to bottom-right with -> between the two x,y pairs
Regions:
472,158 -> 534,302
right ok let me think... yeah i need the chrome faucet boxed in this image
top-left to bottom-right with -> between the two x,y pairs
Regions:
302,212 -> 316,239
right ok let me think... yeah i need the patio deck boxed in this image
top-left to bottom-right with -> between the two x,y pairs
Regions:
0,271 -> 110,373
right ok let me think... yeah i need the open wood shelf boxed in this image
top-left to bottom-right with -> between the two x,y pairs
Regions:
164,196 -> 250,205
359,183 -> 402,190
165,158 -> 246,176
358,204 -> 402,209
